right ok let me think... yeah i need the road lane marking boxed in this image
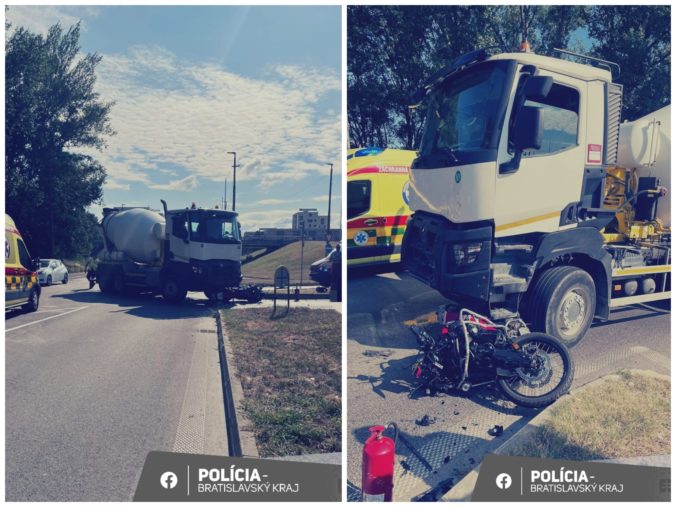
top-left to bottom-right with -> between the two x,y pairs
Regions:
31,307 -> 84,314
6,306 -> 88,332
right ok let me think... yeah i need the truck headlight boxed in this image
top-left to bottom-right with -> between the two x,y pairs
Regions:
451,242 -> 482,265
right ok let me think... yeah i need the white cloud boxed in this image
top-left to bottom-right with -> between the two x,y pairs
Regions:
253,198 -> 299,206
148,175 -> 199,192
82,45 -> 341,191
105,179 -> 130,191
6,6 -> 99,36
311,195 -> 341,203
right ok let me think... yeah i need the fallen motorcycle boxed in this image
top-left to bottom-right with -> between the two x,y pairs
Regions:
409,308 -> 574,408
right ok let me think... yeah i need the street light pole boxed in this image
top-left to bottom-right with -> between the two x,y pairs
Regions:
326,162 -> 333,244
227,151 -> 238,211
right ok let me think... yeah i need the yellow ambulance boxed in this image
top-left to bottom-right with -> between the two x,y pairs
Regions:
5,214 -> 40,312
347,147 -> 417,267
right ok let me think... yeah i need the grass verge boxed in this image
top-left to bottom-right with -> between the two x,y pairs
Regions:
220,307 -> 341,457
242,241 -> 328,285
507,371 -> 670,460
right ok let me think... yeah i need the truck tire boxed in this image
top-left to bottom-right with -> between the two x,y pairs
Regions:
112,270 -> 126,294
527,265 -> 596,348
162,277 -> 187,303
98,269 -> 115,294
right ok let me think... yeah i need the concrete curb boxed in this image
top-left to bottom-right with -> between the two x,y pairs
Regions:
442,369 -> 671,501
268,452 -> 342,465
216,310 -> 260,458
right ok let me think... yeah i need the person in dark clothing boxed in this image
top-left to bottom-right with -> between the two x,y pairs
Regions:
329,243 -> 342,302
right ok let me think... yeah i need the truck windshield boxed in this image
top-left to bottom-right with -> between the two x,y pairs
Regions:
417,60 -> 514,168
189,212 -> 240,244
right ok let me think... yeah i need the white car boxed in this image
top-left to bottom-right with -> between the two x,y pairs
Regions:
38,259 -> 69,286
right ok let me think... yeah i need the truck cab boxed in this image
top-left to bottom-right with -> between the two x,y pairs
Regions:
402,48 -> 670,346
165,207 -> 243,292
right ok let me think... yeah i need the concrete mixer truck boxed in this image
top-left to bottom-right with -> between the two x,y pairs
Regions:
94,200 -> 261,303
401,47 -> 670,347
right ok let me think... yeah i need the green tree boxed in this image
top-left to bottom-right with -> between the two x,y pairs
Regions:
347,5 -> 669,148
5,21 -> 113,258
587,5 -> 670,120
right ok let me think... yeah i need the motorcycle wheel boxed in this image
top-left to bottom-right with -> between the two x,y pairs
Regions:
497,333 -> 574,408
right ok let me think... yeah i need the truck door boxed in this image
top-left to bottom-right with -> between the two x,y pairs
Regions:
168,212 -> 191,264
494,72 -> 586,237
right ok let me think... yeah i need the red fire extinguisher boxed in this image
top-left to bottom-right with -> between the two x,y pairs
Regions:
362,423 -> 398,501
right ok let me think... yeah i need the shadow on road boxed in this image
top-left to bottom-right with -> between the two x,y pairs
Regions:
348,263 -> 404,280
53,289 -> 257,321
591,300 -> 671,329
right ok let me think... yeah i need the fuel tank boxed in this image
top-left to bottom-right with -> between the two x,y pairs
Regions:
617,105 -> 670,226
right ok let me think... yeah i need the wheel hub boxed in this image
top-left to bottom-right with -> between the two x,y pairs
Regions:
560,290 -> 585,334
516,347 -> 551,386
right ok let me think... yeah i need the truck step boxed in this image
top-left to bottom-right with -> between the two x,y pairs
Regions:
490,307 -> 520,321
494,243 -> 533,254
492,273 -> 528,292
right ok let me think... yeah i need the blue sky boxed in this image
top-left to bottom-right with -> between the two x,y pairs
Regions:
6,5 -> 342,231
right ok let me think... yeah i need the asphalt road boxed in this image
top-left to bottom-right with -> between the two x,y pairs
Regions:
346,268 -> 671,501
6,276 -> 229,501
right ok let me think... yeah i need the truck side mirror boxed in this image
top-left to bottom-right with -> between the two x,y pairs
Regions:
523,75 -> 553,101
499,105 -> 544,175
514,105 -> 544,151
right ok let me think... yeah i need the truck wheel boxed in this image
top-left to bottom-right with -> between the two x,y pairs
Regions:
62,273 -> 68,284
22,288 -> 39,313
527,266 -> 596,348
112,270 -> 126,294
98,273 -> 114,294
46,275 -> 52,286
162,277 -> 187,303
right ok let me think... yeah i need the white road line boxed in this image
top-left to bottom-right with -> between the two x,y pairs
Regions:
6,306 -> 89,332
31,307 -> 84,314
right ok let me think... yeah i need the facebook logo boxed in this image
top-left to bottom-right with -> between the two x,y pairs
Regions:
496,473 -> 512,490
160,471 -> 178,490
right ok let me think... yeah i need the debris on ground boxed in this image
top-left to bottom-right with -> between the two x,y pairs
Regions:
443,456 -> 450,464
400,460 -> 411,472
415,414 -> 437,426
489,425 -> 504,437
362,349 -> 393,358
453,410 -> 460,415
461,426 -> 467,430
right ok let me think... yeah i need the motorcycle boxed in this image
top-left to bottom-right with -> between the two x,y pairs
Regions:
409,308 -> 574,408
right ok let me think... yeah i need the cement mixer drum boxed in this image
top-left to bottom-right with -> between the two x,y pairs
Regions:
102,208 -> 166,264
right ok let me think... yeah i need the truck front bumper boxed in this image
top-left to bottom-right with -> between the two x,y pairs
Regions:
402,212 -> 492,307
189,259 -> 242,289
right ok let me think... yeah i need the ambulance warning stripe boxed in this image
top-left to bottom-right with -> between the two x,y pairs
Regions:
5,274 -> 35,290
348,214 -> 409,229
6,267 -> 33,276
347,165 -> 410,177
